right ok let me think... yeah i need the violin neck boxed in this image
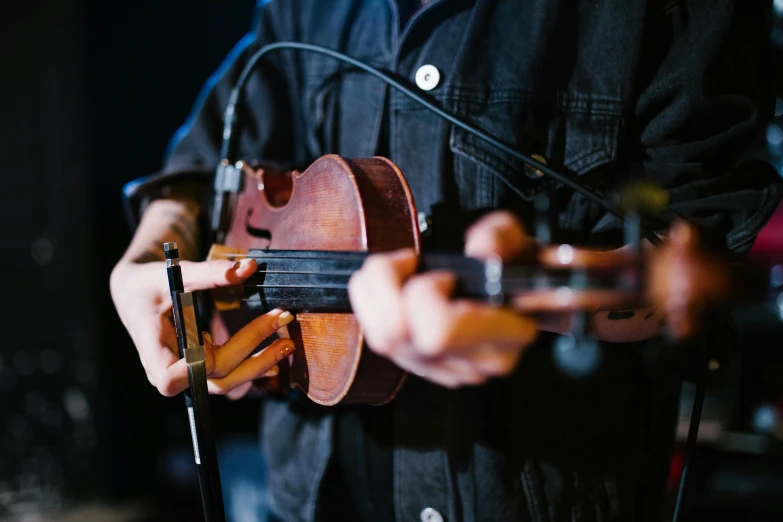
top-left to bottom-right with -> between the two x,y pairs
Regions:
241,249 -> 493,313
238,249 -> 625,313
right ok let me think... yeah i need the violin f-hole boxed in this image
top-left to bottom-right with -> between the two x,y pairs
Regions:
244,209 -> 273,243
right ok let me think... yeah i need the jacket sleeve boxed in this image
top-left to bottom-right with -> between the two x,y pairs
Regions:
122,0 -> 298,232
592,0 -> 782,254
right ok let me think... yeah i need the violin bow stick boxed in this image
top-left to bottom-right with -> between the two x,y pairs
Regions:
164,242 -> 227,522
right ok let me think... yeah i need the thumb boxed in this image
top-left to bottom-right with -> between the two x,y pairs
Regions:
180,258 -> 258,291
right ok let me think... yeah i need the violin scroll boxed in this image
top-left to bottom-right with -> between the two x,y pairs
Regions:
647,221 -> 734,341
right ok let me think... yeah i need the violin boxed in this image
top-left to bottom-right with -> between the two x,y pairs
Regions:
205,154 -> 768,406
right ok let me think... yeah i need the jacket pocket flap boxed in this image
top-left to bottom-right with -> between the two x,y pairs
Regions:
449,106 -> 621,201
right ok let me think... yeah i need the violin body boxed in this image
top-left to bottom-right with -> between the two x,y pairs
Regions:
212,155 -> 419,406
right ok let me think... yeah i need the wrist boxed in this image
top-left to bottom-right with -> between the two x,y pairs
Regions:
124,198 -> 203,263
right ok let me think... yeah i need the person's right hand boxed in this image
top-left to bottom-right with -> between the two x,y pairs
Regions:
110,258 -> 295,399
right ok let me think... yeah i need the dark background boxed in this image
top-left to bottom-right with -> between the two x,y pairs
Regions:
0,1 -> 258,520
1,1 -> 783,521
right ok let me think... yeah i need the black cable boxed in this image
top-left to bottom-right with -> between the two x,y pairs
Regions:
219,41 -> 663,245
672,352 -> 709,522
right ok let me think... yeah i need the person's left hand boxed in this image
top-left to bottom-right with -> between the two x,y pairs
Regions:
347,211 -> 538,388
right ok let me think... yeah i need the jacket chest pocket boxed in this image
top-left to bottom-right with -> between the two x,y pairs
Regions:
301,52 -> 388,159
448,97 -> 622,209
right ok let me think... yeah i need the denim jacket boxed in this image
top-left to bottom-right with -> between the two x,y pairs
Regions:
124,1 -> 782,520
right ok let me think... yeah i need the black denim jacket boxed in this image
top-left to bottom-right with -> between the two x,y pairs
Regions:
124,1 -> 782,520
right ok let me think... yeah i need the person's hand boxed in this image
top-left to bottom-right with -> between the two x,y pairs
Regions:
110,258 -> 295,399
347,211 -> 538,388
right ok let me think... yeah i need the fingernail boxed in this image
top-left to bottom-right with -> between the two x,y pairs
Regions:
264,365 -> 280,377
235,258 -> 254,269
280,341 -> 295,357
203,332 -> 212,345
277,311 -> 294,328
670,221 -> 694,246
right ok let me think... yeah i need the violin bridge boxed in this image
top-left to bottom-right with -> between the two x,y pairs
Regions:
206,244 -> 248,311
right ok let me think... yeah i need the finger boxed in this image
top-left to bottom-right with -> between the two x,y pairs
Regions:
464,345 -> 523,377
208,339 -> 294,395
225,381 -> 253,401
537,244 -> 637,270
348,248 -> 418,355
154,316 -> 195,387
464,211 -> 531,261
155,358 -> 191,397
130,314 -> 190,396
397,353 -> 487,389
397,343 -> 521,387
402,272 -> 537,357
202,332 -> 216,375
376,333 -> 506,388
225,365 -> 280,400
534,312 -> 574,334
509,288 -> 633,313
399,271 -> 456,356
141,329 -> 187,396
669,219 -> 700,249
179,258 -> 258,292
159,314 -> 180,355
211,309 -> 294,378
137,329 -> 189,397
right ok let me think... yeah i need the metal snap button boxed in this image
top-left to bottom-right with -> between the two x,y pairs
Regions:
420,507 -> 444,522
418,212 -> 432,235
415,64 -> 440,91
525,154 -> 547,179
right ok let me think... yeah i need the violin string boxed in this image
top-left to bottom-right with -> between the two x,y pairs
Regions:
238,281 -> 635,290
249,270 -> 360,276
231,294 -> 639,304
208,252 -> 369,261
209,251 -> 637,264
235,271 -> 624,278
206,266 -> 632,279
240,276 -> 620,284
237,272 -> 630,282
240,284 -> 351,289
207,255 -> 636,277
235,299 -> 348,305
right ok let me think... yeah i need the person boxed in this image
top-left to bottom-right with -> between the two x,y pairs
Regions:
109,1 -> 783,521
